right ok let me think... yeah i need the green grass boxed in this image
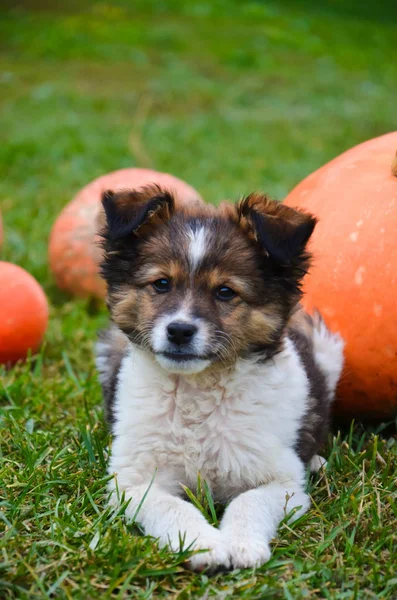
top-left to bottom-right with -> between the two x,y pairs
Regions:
1,1 -> 397,597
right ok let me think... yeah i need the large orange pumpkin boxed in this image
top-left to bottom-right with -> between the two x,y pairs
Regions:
0,262 -> 49,364
49,168 -> 203,299
285,131 -> 397,420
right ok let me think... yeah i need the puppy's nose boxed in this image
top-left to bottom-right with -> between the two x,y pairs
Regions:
167,322 -> 197,346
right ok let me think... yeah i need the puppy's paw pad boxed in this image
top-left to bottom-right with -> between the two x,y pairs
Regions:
228,538 -> 271,570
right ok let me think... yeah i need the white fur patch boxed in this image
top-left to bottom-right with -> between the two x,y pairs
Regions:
312,318 -> 344,395
155,354 -> 211,374
310,454 -> 327,472
187,226 -> 208,270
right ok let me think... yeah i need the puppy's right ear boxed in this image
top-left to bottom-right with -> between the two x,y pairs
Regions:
101,184 -> 175,241
236,193 -> 317,265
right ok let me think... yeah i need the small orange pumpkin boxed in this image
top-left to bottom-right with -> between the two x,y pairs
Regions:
285,131 -> 397,420
49,168 -> 203,299
0,262 -> 49,364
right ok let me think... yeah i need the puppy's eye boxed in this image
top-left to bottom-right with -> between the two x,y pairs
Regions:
216,286 -> 237,301
152,278 -> 171,293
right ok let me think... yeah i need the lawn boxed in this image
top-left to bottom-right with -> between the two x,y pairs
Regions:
1,1 -> 397,598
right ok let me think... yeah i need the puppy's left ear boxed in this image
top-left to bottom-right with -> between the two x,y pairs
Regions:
237,193 -> 317,264
101,184 -> 175,241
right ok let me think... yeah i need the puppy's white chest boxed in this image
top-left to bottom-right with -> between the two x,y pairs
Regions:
170,353 -> 308,499
175,390 -> 273,500
113,343 -> 308,501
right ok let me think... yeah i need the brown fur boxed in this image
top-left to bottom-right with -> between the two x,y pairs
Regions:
287,309 -> 333,463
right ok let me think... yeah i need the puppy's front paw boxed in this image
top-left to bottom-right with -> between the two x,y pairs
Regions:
227,536 -> 271,570
187,531 -> 230,572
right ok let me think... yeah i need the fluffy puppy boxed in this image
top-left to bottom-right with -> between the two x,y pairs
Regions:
96,185 -> 344,571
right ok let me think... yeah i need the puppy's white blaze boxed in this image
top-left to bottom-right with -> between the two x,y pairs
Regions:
187,226 -> 208,271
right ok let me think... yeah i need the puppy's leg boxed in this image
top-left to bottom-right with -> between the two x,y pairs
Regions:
220,451 -> 309,569
220,481 -> 309,569
111,481 -> 230,571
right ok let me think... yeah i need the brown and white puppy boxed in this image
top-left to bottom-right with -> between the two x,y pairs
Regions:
96,186 -> 344,571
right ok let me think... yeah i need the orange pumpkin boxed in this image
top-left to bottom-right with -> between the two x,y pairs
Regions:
49,168 -> 203,299
285,131 -> 397,420
0,262 -> 49,364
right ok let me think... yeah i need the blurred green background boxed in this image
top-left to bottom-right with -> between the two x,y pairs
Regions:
1,0 -> 397,288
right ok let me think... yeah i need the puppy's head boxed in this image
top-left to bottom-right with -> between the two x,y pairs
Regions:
100,185 -> 316,374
